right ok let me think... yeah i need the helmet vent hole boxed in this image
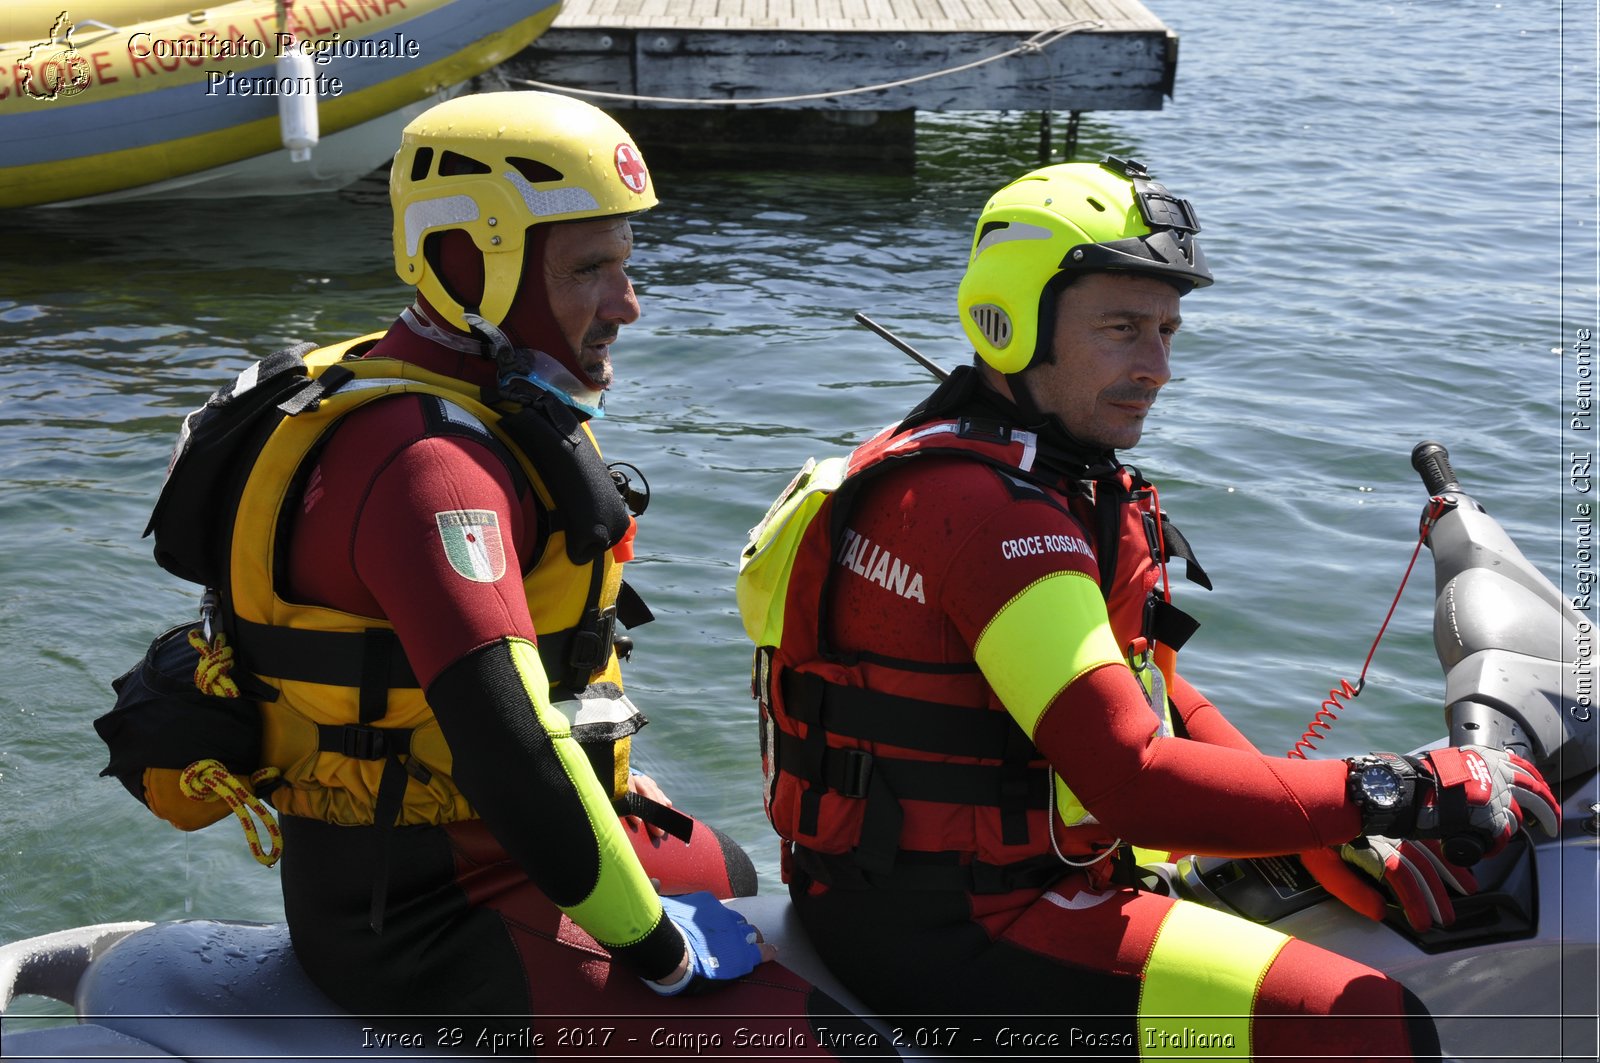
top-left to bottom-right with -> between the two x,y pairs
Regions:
508,157 -> 566,184
969,304 -> 1012,349
440,150 -> 492,176
1086,197 -> 1107,212
409,147 -> 433,182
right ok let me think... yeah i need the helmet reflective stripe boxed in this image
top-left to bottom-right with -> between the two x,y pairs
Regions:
957,156 -> 1211,376
402,195 -> 480,257
506,171 -> 602,219
973,219 -> 1053,256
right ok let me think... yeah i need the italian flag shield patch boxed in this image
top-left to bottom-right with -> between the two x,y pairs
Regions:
435,509 -> 506,583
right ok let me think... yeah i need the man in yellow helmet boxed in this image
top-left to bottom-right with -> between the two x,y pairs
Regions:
185,90 -> 874,1045
738,156 -> 1560,1058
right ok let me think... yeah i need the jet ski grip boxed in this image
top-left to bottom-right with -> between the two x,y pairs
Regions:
1411,440 -> 1461,496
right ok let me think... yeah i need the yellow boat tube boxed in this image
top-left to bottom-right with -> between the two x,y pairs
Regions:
0,0 -> 563,208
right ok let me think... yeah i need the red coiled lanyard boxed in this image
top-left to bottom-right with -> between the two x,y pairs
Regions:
1286,497 -> 1451,759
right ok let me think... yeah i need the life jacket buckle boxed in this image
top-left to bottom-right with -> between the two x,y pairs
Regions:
338,724 -> 391,760
955,416 -> 1011,444
837,748 -> 874,799
568,605 -> 618,675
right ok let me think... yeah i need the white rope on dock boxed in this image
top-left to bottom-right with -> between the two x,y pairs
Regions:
507,20 -> 1104,107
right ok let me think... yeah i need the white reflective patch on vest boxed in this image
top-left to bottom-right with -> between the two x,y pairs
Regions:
561,683 -> 646,742
1041,886 -> 1116,911
836,526 -> 926,604
1013,428 -> 1038,472
232,359 -> 261,398
431,397 -> 491,438
434,509 -> 506,583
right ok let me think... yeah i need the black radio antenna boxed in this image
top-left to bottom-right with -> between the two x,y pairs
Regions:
853,312 -> 950,381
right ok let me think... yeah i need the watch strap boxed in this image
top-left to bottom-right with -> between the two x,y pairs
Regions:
1345,752 -> 1421,838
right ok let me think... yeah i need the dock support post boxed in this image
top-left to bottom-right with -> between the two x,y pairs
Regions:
1064,110 -> 1082,162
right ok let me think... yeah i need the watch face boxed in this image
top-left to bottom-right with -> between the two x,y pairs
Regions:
1361,767 -> 1402,809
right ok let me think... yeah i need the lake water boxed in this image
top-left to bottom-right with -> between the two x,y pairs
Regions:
0,0 -> 1593,1017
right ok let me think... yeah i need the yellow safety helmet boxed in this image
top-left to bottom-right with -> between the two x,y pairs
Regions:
957,156 -> 1211,375
390,91 -> 658,331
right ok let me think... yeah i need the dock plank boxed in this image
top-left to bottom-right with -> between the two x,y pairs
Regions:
548,0 -> 1166,32
504,0 -> 1177,157
504,0 -> 1178,167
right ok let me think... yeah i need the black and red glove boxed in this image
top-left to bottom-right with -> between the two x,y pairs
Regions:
1300,837 -> 1477,932
1346,746 -> 1561,865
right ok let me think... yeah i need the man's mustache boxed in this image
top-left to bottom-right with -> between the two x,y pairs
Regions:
1103,384 -> 1160,405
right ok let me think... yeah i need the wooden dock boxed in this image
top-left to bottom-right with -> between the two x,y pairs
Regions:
500,0 -> 1177,169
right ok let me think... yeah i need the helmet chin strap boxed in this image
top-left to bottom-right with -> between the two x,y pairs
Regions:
461,311 -> 518,370
462,310 -> 607,419
401,304 -> 482,355
1003,368 -> 1117,473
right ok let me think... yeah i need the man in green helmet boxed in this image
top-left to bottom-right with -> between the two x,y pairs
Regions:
737,156 -> 1559,1059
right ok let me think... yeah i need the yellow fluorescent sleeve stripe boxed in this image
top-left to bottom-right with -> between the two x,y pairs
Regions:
1139,901 -> 1289,1059
505,638 -> 663,947
973,571 -> 1124,737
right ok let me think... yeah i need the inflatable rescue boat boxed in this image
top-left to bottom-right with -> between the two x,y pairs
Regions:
0,0 -> 561,207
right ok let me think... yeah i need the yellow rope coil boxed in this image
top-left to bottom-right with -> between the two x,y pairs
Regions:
187,629 -> 241,699
178,759 -> 284,867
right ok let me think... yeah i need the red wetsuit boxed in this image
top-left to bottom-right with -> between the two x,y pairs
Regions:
784,373 -> 1441,1061
276,322 -> 881,1054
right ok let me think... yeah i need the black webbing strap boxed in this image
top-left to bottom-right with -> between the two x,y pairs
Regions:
783,676 -> 906,874
358,628 -> 391,724
788,670 -> 828,838
788,844 -> 1067,895
311,722 -> 417,935
773,731 -> 1049,808
1159,514 -> 1213,589
1145,595 -> 1201,654
613,791 -> 695,843
615,580 -> 654,628
367,756 -> 410,935
276,364 -> 354,416
851,766 -> 904,877
310,630 -> 417,937
776,671 -> 1047,873
1093,481 -> 1124,597
234,619 -> 420,687
999,722 -> 1035,846
235,617 -> 600,698
780,671 -> 1026,758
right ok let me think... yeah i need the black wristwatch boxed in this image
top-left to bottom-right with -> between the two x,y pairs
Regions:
1344,753 -> 1419,837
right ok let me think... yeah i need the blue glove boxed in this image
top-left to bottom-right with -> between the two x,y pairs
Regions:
645,892 -> 763,995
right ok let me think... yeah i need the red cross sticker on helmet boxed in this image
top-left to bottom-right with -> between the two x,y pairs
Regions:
614,143 -> 648,194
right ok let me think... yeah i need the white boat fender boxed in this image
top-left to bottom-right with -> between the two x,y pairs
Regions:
277,43 -> 320,163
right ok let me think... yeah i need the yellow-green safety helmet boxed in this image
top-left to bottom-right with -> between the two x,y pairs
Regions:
390,91 -> 658,331
957,156 -> 1211,375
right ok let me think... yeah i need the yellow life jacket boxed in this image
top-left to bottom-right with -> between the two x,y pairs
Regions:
227,337 -> 644,828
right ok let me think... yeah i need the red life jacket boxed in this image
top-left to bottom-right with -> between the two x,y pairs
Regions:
742,413 -> 1208,892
